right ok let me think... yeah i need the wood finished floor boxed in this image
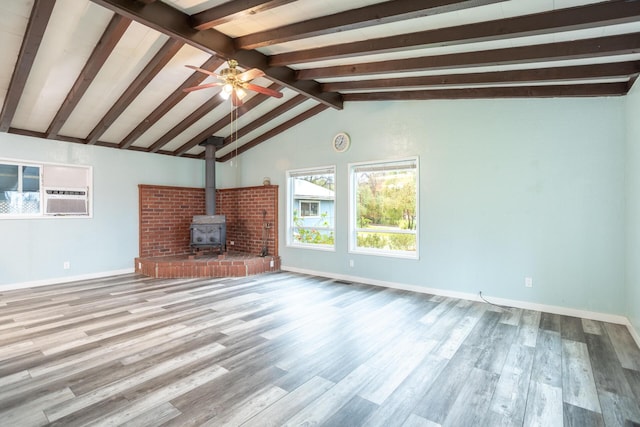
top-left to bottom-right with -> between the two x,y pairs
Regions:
1,272 -> 640,427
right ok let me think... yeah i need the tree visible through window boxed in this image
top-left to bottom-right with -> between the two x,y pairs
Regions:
287,166 -> 335,249
350,158 -> 418,257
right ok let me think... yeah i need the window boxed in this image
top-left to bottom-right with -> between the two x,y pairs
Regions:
350,158 -> 418,258
0,158 -> 92,219
0,163 -> 41,215
299,201 -> 320,217
287,166 -> 335,249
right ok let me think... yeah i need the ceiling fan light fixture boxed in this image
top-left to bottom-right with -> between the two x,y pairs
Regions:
183,59 -> 281,105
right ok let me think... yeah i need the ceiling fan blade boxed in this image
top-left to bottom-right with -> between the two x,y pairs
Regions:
245,83 -> 283,98
231,91 -> 243,107
238,68 -> 265,82
183,82 -> 224,93
185,64 -> 222,79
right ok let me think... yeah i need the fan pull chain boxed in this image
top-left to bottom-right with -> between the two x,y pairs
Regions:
233,106 -> 238,167
229,102 -> 238,167
228,102 -> 239,168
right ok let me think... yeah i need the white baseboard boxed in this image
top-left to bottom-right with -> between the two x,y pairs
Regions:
627,319 -> 640,349
0,268 -> 135,292
282,265 -> 639,346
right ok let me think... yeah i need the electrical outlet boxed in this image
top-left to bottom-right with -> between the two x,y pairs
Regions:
269,259 -> 274,268
349,259 -> 354,267
230,241 -> 234,245
525,277 -> 533,288
63,261 -> 70,270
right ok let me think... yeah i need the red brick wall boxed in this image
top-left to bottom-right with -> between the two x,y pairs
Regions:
139,184 -> 278,258
217,185 -> 278,257
139,185 -> 204,258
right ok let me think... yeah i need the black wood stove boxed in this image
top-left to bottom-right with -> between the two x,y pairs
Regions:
190,137 -> 226,254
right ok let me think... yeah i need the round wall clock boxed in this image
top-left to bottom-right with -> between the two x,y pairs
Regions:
332,132 -> 351,152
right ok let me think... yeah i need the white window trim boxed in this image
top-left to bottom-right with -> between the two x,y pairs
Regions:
286,165 -> 336,251
298,200 -> 321,218
348,156 -> 419,259
0,157 -> 93,220
0,161 -> 41,217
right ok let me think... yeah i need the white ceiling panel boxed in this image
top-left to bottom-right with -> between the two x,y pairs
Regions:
99,45 -> 213,143
0,0 -> 33,110
156,101 -> 238,152
223,87 -> 300,132
216,0 -> 386,38
290,21 -> 640,71
59,22 -> 167,138
217,98 -> 317,158
316,54 -> 640,83
161,0 -> 225,15
11,0 -> 113,132
129,80 -> 224,149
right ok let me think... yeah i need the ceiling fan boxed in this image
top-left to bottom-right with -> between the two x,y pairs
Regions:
183,59 -> 283,106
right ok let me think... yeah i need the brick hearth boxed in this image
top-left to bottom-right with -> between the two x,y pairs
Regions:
135,252 -> 281,279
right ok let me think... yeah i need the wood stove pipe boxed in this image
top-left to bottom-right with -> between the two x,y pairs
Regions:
200,136 -> 225,216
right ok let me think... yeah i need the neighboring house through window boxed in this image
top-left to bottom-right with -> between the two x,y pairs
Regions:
287,166 -> 335,249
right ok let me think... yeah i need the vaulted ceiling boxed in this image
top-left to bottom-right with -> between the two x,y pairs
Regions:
1,0 -> 639,161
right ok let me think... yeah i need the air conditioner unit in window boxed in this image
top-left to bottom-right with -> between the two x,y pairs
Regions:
44,187 -> 88,215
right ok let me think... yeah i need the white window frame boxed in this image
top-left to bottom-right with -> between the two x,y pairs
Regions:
298,200 -> 320,218
286,165 -> 336,251
0,161 -> 41,217
349,157 -> 419,259
0,157 -> 93,220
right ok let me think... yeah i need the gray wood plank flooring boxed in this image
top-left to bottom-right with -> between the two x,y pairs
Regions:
1,272 -> 640,426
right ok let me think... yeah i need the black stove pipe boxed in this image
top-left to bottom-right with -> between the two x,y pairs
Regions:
200,136 -> 225,216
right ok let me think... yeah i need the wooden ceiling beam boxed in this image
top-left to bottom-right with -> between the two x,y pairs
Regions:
221,94 -> 306,148
271,0 -> 640,66
174,83 -> 283,156
298,33 -> 640,80
89,0 -> 342,109
86,38 -> 184,145
191,0 -> 296,30
0,0 -> 56,132
218,104 -> 328,162
146,94 -> 226,153
321,62 -> 640,91
90,0 -> 235,56
46,14 -> 131,139
119,56 -> 225,149
342,83 -> 629,101
629,74 -> 640,92
9,128 -> 86,145
235,0 -> 506,50
8,127 -> 137,152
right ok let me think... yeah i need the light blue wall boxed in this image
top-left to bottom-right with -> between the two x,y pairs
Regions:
228,97 -> 626,316
626,82 -> 640,334
0,132 -> 204,285
0,96 -> 631,321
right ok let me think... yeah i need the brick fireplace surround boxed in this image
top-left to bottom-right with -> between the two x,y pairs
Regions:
135,184 -> 280,278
